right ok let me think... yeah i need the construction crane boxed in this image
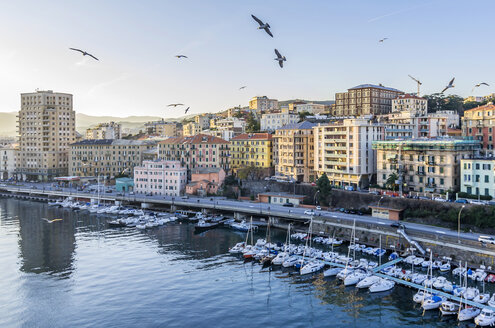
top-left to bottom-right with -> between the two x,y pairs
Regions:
408,75 -> 422,96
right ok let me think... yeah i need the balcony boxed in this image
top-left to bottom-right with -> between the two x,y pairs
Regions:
417,171 -> 426,176
388,158 -> 398,163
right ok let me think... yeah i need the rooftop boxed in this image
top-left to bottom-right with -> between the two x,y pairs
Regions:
71,139 -> 156,146
348,84 -> 403,93
395,94 -> 426,100
464,103 -> 495,113
278,121 -> 317,130
159,134 -> 229,145
191,167 -> 224,175
231,133 -> 272,141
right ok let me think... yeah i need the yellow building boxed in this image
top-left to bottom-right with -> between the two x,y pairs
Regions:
182,122 -> 201,136
230,133 -> 273,172
273,121 -> 316,182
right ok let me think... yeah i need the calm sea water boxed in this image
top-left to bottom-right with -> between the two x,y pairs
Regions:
0,198 -> 476,328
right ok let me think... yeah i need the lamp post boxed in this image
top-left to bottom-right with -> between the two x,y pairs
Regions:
458,205 -> 465,242
377,196 -> 384,207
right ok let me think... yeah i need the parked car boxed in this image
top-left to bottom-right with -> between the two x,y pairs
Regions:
311,182 -> 316,186
283,203 -> 294,207
304,210 -> 315,216
433,197 -> 447,202
129,192 -> 135,195
105,189 -> 113,193
264,177 -> 271,181
315,206 -> 321,211
369,190 -> 380,195
469,200 -> 486,205
454,199 -> 468,204
479,235 -> 495,244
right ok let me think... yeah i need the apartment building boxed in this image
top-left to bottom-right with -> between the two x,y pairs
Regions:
194,114 -> 212,130
273,121 -> 316,182
0,145 -> 18,180
289,102 -> 330,114
249,96 -> 278,112
85,122 -> 121,140
145,120 -> 181,137
134,160 -> 187,196
374,139 -> 481,194
392,94 -> 427,116
182,122 -> 201,136
17,90 -> 76,180
461,158 -> 495,198
383,111 -> 458,140
69,139 -> 156,178
462,103 -> 495,154
313,118 -> 384,189
260,110 -> 299,132
158,134 -> 230,175
333,84 -> 404,117
230,133 -> 273,173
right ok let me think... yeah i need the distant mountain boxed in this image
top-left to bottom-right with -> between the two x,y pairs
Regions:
278,99 -> 334,107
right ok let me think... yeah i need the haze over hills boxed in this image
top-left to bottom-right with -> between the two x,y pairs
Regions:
0,99 -> 334,136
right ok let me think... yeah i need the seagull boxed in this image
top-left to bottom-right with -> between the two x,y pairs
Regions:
69,48 -> 99,61
379,38 -> 388,43
184,107 -> 190,114
251,15 -> 273,37
167,103 -> 184,107
472,82 -> 490,92
175,55 -> 188,59
441,77 -> 455,94
239,86 -> 247,90
274,49 -> 286,68
42,218 -> 63,223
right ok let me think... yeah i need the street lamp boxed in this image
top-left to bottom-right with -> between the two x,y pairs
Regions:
458,205 -> 465,242
314,190 -> 320,206
377,196 -> 384,207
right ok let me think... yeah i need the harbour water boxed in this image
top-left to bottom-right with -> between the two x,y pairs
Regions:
0,198 -> 476,327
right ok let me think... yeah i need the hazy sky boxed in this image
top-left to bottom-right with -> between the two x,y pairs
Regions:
0,0 -> 494,118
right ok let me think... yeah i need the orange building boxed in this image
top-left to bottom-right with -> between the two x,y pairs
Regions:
186,167 -> 226,196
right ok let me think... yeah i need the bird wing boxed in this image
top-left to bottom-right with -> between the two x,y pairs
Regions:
239,86 -> 247,90
251,14 -> 263,26
274,49 -> 281,58
69,48 -> 84,54
449,77 -> 455,86
87,53 -> 99,61
264,27 -> 273,37
481,82 -> 490,86
279,60 -> 283,68
441,86 -> 448,94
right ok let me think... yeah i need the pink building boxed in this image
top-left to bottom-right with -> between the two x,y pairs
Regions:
134,160 -> 187,196
186,167 -> 226,196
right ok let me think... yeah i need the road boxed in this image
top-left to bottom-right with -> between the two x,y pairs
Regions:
2,182 -> 482,243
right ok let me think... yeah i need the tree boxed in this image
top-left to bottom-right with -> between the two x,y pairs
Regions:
386,173 -> 399,191
423,94 -> 465,116
298,111 -> 311,122
223,175 -> 238,186
316,173 -> 331,203
246,112 -> 260,132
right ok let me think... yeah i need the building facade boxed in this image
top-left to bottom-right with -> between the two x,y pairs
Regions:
374,139 -> 481,194
134,160 -> 187,196
249,96 -> 278,112
460,158 -> 495,198
69,139 -> 156,178
145,120 -> 181,137
392,94 -> 427,116
158,134 -> 230,175
313,118 -> 384,189
333,84 -> 404,117
230,133 -> 273,172
462,104 -> 495,154
85,121 -> 121,140
273,121 -> 316,182
0,146 -> 18,180
17,90 -> 76,180
194,114 -> 212,130
186,167 -> 226,196
182,122 -> 201,137
260,110 -> 299,132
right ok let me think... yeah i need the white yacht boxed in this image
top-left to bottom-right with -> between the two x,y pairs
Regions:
475,308 -> 495,326
462,287 -> 480,300
421,295 -> 444,310
473,293 -> 490,304
356,275 -> 381,289
458,307 -> 481,322
282,255 -> 299,268
300,261 -> 325,275
439,301 -> 459,316
413,290 -> 430,304
369,278 -> 395,293
488,294 -> 495,308
344,270 -> 369,286
323,267 -> 343,277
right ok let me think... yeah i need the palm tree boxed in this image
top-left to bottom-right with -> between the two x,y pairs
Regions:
386,173 -> 399,191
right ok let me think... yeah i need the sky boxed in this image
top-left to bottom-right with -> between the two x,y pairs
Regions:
0,0 -> 494,118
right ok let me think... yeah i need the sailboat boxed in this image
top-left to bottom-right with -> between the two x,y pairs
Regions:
458,262 -> 481,322
300,216 -> 325,275
421,251 -> 445,310
272,224 -> 291,266
260,219 -> 276,266
242,217 -> 257,260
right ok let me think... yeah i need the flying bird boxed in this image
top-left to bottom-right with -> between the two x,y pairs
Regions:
175,55 -> 188,59
42,218 -> 63,223
69,48 -> 99,61
441,77 -> 455,94
167,103 -> 184,107
379,38 -> 388,43
472,82 -> 490,92
251,15 -> 273,37
274,49 -> 286,68
184,107 -> 190,114
239,86 -> 247,90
